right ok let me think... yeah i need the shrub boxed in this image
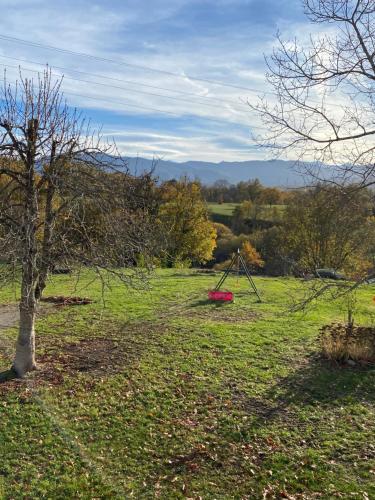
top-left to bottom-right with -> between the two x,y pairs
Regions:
319,323 -> 375,363
213,233 -> 249,264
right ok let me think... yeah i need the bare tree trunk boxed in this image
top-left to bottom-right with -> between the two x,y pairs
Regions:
13,233 -> 39,376
13,302 -> 37,376
13,245 -> 39,376
12,118 -> 39,377
13,258 -> 38,376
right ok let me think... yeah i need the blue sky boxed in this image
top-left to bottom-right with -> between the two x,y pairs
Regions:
0,0 -> 308,162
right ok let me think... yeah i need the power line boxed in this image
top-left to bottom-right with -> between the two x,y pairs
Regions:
0,33 -> 266,93
0,54 -> 251,108
1,77 -> 268,132
60,91 -> 266,131
0,61 -> 248,113
0,45 -> 347,112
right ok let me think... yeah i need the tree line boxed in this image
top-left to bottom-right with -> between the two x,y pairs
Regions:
201,178 -> 290,205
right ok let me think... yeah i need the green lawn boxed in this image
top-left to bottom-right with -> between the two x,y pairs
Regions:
1,270 -> 375,499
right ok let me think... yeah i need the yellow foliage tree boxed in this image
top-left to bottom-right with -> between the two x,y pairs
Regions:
159,178 -> 217,266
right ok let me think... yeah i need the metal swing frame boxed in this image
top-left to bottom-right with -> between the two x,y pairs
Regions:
214,248 -> 261,302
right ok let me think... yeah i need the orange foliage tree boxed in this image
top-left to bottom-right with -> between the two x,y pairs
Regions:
241,241 -> 264,270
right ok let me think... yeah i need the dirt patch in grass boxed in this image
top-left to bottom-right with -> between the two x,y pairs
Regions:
39,337 -> 123,375
40,296 -> 93,306
0,337 -> 125,392
37,318 -> 166,382
1,319 -> 166,393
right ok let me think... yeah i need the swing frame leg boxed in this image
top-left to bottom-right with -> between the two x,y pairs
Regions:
214,253 -> 236,291
239,253 -> 261,302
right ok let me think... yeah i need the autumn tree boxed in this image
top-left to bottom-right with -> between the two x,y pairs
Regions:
280,185 -> 373,274
0,70 -> 155,377
241,241 -> 264,271
258,187 -> 283,207
158,178 -> 217,266
213,222 -> 234,241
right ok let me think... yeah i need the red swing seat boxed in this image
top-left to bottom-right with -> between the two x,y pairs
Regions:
208,290 -> 234,302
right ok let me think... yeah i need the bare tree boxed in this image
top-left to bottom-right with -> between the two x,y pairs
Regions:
0,70 -> 156,377
254,0 -> 375,189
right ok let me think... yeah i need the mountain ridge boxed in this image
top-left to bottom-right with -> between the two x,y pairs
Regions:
125,157 -> 305,187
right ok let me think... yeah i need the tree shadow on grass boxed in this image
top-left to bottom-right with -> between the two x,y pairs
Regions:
232,355 -> 375,424
271,355 -> 375,406
189,298 -> 231,309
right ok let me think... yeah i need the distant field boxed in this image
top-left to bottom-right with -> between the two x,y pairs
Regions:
208,202 -> 286,222
207,202 -> 239,216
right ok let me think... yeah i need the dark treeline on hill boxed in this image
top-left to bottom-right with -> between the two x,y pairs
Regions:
125,157 -> 302,186
201,178 -> 291,205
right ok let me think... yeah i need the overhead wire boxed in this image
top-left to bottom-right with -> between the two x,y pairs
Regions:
0,33 -> 348,137
0,61 -> 249,112
0,77 -> 269,132
0,54 -> 251,108
0,33 -> 350,111
0,33 -> 270,92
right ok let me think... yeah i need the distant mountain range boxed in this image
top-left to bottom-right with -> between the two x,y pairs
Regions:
126,157 -> 306,187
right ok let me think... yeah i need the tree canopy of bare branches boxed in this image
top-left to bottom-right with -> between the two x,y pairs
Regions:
254,0 -> 375,188
0,70 -> 156,376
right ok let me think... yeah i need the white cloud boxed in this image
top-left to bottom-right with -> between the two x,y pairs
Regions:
0,0 -> 338,162
102,128 -> 262,162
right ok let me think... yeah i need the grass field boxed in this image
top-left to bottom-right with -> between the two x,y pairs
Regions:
1,270 -> 375,499
208,203 -> 240,216
208,202 -> 286,222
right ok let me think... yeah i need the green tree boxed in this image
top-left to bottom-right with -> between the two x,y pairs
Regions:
232,200 -> 266,234
281,186 -> 373,274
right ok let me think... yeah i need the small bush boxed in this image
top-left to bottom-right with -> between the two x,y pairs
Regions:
319,323 -> 375,363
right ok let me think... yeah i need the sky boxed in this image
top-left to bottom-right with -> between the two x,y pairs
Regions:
0,0 -> 309,162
